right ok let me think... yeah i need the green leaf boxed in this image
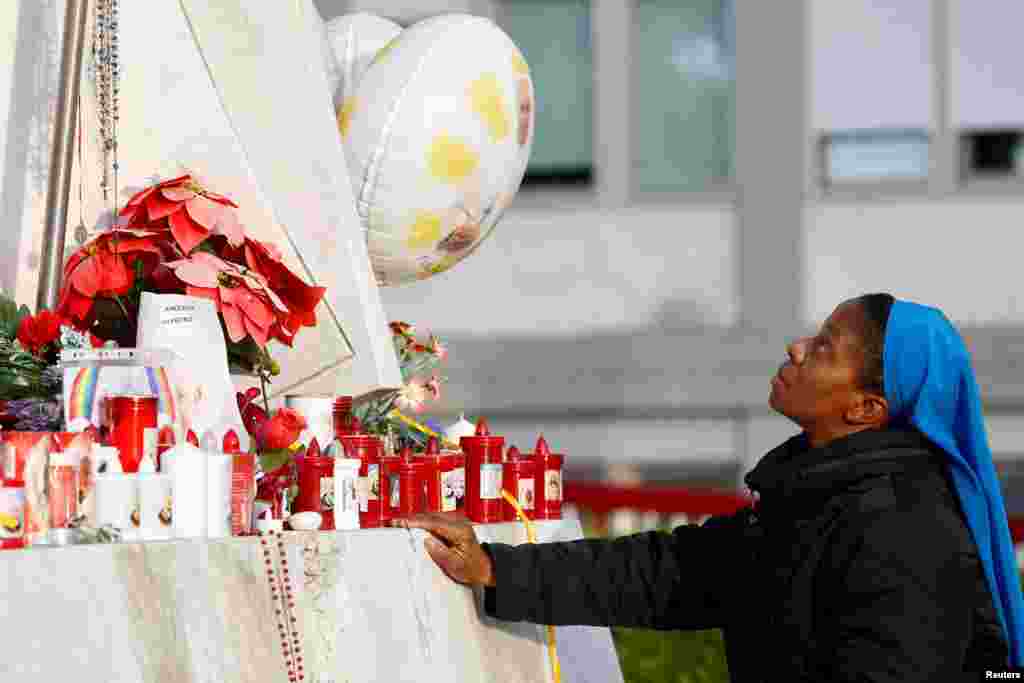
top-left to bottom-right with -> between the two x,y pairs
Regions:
258,448 -> 295,474
0,293 -> 28,340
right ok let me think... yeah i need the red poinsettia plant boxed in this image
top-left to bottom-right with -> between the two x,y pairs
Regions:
55,174 -> 327,375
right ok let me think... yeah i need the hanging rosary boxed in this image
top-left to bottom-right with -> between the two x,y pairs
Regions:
92,0 -> 120,216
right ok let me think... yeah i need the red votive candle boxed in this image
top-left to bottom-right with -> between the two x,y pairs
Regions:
295,438 -> 336,530
341,432 -> 383,528
49,433 -> 91,530
532,435 -> 565,520
107,395 -> 158,473
332,396 -> 354,439
229,429 -> 255,536
460,418 -> 505,524
417,437 -> 452,513
398,458 -> 427,516
502,447 -> 536,521
223,430 -> 241,455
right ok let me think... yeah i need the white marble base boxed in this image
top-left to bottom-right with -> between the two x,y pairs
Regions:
0,518 -> 622,683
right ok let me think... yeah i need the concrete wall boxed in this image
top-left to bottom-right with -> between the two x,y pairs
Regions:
380,204 -> 738,335
805,199 -> 1024,326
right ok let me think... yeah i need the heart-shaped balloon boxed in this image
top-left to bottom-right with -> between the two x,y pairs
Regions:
323,13 -> 403,109
323,13 -> 534,286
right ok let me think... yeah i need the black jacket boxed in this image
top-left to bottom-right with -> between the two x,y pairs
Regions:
482,427 -> 1009,681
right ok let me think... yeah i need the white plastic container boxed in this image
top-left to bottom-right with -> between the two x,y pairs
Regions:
137,471 -> 173,540
94,473 -> 138,541
164,442 -> 208,538
202,432 -> 232,539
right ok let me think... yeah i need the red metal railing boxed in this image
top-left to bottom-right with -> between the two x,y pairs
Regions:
564,481 -> 751,518
566,481 -> 1024,544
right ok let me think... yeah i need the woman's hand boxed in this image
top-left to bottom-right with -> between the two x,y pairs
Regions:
395,513 -> 496,587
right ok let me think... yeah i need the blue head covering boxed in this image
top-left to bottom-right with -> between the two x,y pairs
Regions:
884,299 -> 1024,665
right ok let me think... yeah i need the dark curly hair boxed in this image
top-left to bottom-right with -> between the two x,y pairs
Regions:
853,293 -> 895,395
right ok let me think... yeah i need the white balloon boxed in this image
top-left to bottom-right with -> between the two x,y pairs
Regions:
336,14 -> 535,286
323,13 -> 403,109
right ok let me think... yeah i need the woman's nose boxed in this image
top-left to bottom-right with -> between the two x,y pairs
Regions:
786,337 -> 809,364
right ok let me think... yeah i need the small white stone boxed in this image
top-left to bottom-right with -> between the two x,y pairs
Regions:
289,511 -> 323,531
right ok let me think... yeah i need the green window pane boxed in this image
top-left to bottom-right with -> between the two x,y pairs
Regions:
633,0 -> 734,192
501,0 -> 594,182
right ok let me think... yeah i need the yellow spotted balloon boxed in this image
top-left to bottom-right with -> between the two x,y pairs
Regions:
324,14 -> 534,286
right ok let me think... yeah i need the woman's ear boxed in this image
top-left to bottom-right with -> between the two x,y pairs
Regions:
846,393 -> 889,427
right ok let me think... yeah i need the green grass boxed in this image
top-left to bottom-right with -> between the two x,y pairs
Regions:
612,627 -> 730,683
577,512 -> 731,681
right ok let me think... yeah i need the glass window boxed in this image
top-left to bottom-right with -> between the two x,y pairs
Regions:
810,0 -> 932,185
960,130 -> 1024,180
951,1 -> 1024,181
500,0 -> 594,187
632,0 -> 734,193
822,129 -> 930,185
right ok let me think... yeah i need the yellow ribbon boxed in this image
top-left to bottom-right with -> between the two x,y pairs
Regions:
501,489 -> 561,683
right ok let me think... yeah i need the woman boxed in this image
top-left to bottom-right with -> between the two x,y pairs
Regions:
403,295 -> 1024,680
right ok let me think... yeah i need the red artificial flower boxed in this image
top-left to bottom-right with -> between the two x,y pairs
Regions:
56,230 -> 167,324
259,408 -> 307,451
16,311 -> 63,356
243,239 -> 325,334
256,463 -> 294,506
119,174 -> 243,255
236,388 -> 269,439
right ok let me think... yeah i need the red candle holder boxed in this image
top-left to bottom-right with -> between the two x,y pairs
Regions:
341,434 -> 383,528
502,448 -> 536,521
532,435 -> 565,520
49,433 -> 91,530
1,432 -> 49,481
106,395 -> 158,473
398,459 -> 427,516
295,439 -> 336,530
416,438 -> 452,513
332,396 -> 354,439
231,451 -> 256,536
460,418 -> 505,524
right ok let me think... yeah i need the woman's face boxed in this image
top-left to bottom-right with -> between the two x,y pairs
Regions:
769,301 -> 870,430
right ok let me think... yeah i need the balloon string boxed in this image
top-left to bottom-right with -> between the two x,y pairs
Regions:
500,489 -> 561,683
388,410 -> 460,449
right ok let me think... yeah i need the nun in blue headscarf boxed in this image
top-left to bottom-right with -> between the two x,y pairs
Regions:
404,293 -> 1023,681
885,299 -> 1024,668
